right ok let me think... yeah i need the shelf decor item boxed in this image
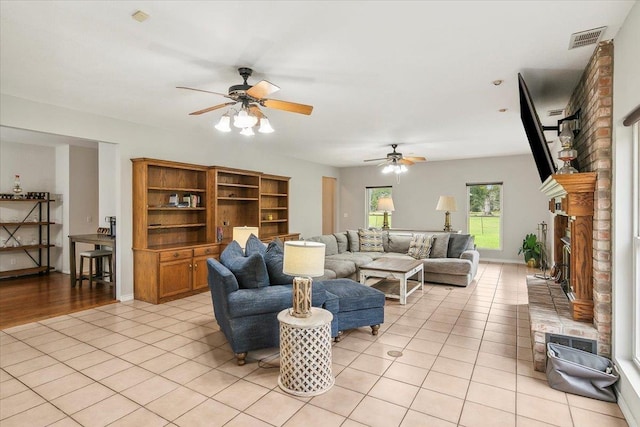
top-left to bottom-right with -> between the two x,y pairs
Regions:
12,174 -> 23,199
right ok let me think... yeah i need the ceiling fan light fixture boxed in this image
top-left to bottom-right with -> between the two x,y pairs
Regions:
258,117 -> 274,133
234,110 -> 252,128
214,113 -> 232,132
240,126 -> 255,136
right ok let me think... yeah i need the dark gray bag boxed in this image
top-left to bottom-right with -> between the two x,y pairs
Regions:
546,342 -> 619,402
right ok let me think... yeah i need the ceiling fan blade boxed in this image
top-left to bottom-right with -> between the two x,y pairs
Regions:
246,80 -> 280,99
404,156 -> 427,162
189,102 -> 237,116
363,157 -> 387,162
399,158 -> 415,166
176,86 -> 232,99
263,99 -> 313,115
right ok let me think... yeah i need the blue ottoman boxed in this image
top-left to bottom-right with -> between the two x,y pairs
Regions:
321,279 -> 385,341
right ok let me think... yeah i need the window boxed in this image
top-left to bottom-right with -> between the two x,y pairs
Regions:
366,186 -> 392,228
467,183 -> 502,249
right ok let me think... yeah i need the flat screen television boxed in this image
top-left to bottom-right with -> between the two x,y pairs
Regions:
518,73 -> 557,183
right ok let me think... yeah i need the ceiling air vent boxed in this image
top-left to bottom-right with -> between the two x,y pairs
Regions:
568,27 -> 606,49
548,109 -> 565,117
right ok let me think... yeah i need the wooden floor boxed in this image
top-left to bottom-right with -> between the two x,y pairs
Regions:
0,272 -> 116,329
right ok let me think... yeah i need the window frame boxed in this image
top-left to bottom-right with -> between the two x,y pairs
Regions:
632,122 -> 639,368
365,186 -> 393,229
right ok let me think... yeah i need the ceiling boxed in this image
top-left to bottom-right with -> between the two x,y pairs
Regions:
0,1 -> 635,167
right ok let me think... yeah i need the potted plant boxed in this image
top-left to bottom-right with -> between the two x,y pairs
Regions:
519,233 -> 541,267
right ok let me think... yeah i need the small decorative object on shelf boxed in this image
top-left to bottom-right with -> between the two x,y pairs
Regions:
557,122 -> 578,174
12,174 -> 23,199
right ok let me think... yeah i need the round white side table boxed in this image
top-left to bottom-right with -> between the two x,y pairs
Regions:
277,307 -> 334,396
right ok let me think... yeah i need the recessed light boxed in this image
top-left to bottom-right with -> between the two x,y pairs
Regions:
499,108 -> 508,112
132,10 -> 149,23
492,80 -> 503,86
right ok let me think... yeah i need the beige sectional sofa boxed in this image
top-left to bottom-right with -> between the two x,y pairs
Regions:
305,230 -> 479,287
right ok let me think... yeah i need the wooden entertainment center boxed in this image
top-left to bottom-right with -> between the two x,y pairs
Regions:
132,158 -> 299,303
541,172 -> 596,322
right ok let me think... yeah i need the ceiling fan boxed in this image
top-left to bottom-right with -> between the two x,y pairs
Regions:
364,144 -> 427,173
177,67 -> 313,118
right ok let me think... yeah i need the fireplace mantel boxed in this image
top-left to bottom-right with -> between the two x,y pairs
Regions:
540,172 -> 597,322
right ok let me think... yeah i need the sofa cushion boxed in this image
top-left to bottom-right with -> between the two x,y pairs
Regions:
408,234 -> 432,259
358,228 -> 384,252
334,232 -> 349,253
324,258 -> 357,278
264,241 -> 295,285
245,233 -> 266,256
430,233 -> 451,258
220,240 -> 245,266
321,279 -> 385,312
326,253 -> 374,267
228,282 -> 328,318
447,234 -> 472,258
306,235 -> 339,256
225,252 -> 270,289
387,234 -> 412,253
347,230 -> 360,252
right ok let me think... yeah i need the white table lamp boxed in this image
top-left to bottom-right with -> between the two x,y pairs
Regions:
283,241 -> 326,318
232,226 -> 259,250
377,196 -> 395,230
436,196 -> 457,232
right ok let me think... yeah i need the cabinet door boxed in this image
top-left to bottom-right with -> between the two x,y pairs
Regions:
192,255 -> 212,291
159,259 -> 192,298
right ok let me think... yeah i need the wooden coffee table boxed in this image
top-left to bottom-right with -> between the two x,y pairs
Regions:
359,258 -> 424,305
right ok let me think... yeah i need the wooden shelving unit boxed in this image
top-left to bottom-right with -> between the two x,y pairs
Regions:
0,195 -> 56,279
131,158 -> 299,303
132,158 -> 219,304
260,174 -> 291,240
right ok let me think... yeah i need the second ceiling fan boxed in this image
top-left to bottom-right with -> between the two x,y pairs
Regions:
364,144 -> 426,173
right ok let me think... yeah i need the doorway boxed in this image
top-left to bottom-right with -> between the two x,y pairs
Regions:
322,176 -> 337,234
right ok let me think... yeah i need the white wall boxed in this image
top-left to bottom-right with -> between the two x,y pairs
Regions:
338,154 -> 550,262
612,1 -> 640,425
0,94 -> 339,300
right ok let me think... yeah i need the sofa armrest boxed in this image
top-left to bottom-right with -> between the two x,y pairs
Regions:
460,250 -> 479,264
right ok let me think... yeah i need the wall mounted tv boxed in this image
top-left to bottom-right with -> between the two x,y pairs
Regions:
518,73 -> 557,183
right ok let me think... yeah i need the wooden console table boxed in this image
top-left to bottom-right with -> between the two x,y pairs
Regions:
540,172 -> 596,322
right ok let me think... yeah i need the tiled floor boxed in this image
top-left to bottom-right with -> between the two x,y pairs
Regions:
0,262 -> 629,426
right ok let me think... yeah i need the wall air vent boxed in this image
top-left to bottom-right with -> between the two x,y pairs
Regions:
568,27 -> 606,49
548,109 -> 565,117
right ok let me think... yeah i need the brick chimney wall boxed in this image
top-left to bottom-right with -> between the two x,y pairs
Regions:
565,40 -> 613,356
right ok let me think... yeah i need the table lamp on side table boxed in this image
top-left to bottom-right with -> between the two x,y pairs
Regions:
377,196 -> 395,230
232,226 -> 259,251
436,195 -> 457,232
283,241 -> 326,317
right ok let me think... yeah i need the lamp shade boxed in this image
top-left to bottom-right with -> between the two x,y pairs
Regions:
283,241 -> 325,277
232,226 -> 259,249
377,196 -> 395,212
436,196 -> 457,212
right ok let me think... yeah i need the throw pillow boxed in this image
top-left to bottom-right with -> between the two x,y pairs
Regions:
245,233 -> 266,256
358,228 -> 384,252
407,234 -> 432,259
447,234 -> 472,258
429,233 -> 451,258
220,240 -> 244,267
346,230 -> 360,252
333,232 -> 349,253
387,234 -> 413,253
224,252 -> 270,289
264,240 -> 296,285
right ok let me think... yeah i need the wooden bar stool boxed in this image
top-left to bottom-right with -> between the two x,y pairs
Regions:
78,249 -> 113,287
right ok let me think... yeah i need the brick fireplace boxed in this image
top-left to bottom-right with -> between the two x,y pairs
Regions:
529,40 -> 613,368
